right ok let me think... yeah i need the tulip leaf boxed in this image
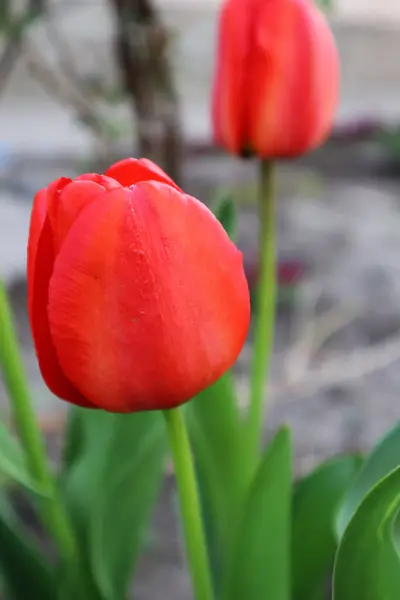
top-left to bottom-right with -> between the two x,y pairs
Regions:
187,373 -> 245,588
90,416 -> 165,600
61,406 -> 85,474
222,426 -> 292,600
333,465 -> 400,600
0,496 -> 57,600
62,409 -> 166,600
316,0 -> 333,11
337,420 -> 400,540
0,420 -> 47,495
292,454 -> 362,600
213,194 -> 237,241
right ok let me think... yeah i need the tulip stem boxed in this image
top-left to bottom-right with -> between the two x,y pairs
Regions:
164,407 -> 214,600
247,160 -> 277,465
0,281 -> 77,568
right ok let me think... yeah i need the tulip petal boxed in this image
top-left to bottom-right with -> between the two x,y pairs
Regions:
105,157 -> 180,190
27,188 -> 48,319
48,183 -> 249,412
212,0 -> 338,158
27,178 -> 71,320
46,180 -> 116,253
248,0 -> 338,157
27,178 -> 96,408
75,173 -> 121,189
247,0 -> 293,156
305,3 -> 339,149
29,217 -> 94,408
212,0 -> 251,154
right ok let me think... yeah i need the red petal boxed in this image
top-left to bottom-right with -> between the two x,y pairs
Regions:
28,180 -> 95,408
248,0 -> 338,157
212,0 -> 251,153
46,180 -> 114,253
27,178 -> 71,319
27,188 -> 48,319
105,158 -> 180,190
246,0 -> 293,156
302,3 -> 339,150
75,173 -> 121,190
29,219 -> 94,408
48,183 -> 249,412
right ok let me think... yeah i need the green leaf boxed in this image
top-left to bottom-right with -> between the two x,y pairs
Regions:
0,496 -> 56,600
292,455 -> 362,600
337,421 -> 400,539
0,420 -> 47,495
62,409 -> 166,600
90,417 -> 165,599
333,465 -> 400,600
378,128 -> 400,160
0,4 -> 43,39
213,194 -> 237,241
187,374 -> 245,589
0,0 -> 10,32
316,0 -> 333,11
222,426 -> 292,600
61,407 -> 85,474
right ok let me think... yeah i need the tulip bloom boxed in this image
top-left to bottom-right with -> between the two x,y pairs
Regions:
212,0 -> 339,158
27,158 -> 250,412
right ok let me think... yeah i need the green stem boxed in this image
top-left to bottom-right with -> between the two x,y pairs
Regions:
0,281 -> 76,565
164,408 -> 214,600
246,160 -> 277,465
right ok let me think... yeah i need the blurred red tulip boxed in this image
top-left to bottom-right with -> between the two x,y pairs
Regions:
244,252 -> 306,290
212,0 -> 339,158
278,259 -> 306,287
27,158 -> 250,412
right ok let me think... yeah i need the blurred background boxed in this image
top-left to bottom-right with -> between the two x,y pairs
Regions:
1,1 -> 400,596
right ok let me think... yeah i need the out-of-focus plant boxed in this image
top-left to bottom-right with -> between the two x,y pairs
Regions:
108,0 -> 182,183
212,0 -> 339,465
316,0 -> 334,11
0,0 -> 45,95
0,0 -> 182,177
0,0 -> 120,161
376,125 -> 400,169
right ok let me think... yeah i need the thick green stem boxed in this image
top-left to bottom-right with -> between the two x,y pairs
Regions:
0,281 -> 76,565
164,408 -> 214,600
246,160 -> 277,464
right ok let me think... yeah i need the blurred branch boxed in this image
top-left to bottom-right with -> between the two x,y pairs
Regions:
109,0 -> 183,182
0,0 -> 183,169
0,0 -> 124,159
272,333 -> 400,402
282,285 -> 359,385
43,13 -> 85,93
271,286 -> 400,401
0,0 -> 45,95
0,38 -> 21,95
42,14 -> 124,108
24,46 -> 112,157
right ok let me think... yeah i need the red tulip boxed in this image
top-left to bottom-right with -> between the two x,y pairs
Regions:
212,0 -> 339,158
27,158 -> 250,412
